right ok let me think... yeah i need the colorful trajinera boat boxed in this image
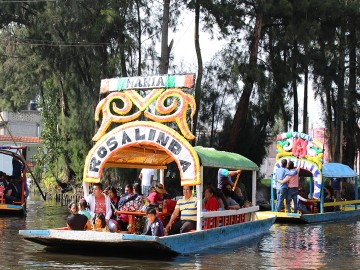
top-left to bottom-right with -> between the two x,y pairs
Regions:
19,74 -> 275,255
258,131 -> 360,224
0,145 -> 28,215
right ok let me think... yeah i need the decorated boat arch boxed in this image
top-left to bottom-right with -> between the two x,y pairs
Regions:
273,131 -> 324,199
20,74 -> 275,255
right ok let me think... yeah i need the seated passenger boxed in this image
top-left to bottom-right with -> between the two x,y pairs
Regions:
10,176 -> 21,200
117,184 -> 136,207
4,175 -> 16,204
234,187 -> 245,206
203,186 -> 220,211
115,183 -> 146,231
106,186 -> 121,219
93,213 -> 109,232
143,207 -> 165,237
297,189 -> 311,214
147,183 -> 167,204
224,183 -> 244,206
0,171 -> 6,186
222,185 -> 240,210
78,199 -> 92,221
67,202 -> 91,230
165,186 -> 197,235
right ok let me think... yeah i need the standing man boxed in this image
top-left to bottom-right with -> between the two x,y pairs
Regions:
139,168 -> 155,196
165,186 -> 197,235
330,177 -> 343,211
217,168 -> 241,190
274,159 -> 297,212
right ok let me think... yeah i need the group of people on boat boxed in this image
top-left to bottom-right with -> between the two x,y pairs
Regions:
0,171 -> 26,204
66,181 -> 173,236
65,167 -> 251,236
274,159 -> 346,214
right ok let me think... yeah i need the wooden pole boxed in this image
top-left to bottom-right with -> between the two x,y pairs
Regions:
232,171 -> 242,191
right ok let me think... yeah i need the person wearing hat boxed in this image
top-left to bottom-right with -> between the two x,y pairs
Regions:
147,183 -> 167,204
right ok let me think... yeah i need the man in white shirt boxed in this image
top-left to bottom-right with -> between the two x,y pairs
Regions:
139,168 -> 155,196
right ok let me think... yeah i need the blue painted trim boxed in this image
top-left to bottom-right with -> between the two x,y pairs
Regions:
19,230 -> 50,237
287,213 -> 301,217
7,204 -> 23,209
301,210 -> 360,223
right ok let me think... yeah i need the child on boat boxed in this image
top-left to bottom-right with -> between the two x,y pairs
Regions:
143,207 -> 165,237
78,198 -> 92,221
93,213 -> 109,232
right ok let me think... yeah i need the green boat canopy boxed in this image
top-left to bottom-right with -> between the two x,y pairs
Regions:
194,146 -> 259,171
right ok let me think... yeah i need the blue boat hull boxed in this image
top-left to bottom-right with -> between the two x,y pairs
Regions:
19,215 -> 275,255
259,209 -> 360,224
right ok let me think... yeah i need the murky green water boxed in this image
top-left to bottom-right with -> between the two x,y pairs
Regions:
1,195 -> 360,269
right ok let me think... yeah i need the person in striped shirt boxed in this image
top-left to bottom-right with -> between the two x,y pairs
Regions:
165,186 -> 197,235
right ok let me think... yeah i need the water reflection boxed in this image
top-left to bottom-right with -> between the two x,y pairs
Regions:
1,195 -> 360,269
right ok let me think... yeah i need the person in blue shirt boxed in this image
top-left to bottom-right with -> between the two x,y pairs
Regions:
217,168 -> 241,190
143,207 -> 165,237
274,159 -> 297,212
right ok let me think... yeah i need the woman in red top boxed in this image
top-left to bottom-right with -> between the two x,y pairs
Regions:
203,186 -> 220,211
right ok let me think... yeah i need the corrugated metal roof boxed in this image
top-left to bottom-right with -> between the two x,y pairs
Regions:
322,163 -> 358,178
194,146 -> 259,171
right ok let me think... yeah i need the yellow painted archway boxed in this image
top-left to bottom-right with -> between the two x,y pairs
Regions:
83,121 -> 200,186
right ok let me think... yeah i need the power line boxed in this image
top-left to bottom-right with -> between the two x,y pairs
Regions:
0,0 -> 57,2
0,40 -> 110,47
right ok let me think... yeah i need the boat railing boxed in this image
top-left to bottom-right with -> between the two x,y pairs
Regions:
201,206 -> 259,230
323,199 -> 360,211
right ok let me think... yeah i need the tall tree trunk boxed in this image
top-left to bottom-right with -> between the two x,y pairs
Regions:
302,65 -> 308,134
159,0 -> 171,74
136,0 -> 142,76
192,0 -> 203,145
292,42 -> 298,132
319,38 -> 334,161
225,3 -> 263,151
344,19 -> 358,166
334,27 -> 346,162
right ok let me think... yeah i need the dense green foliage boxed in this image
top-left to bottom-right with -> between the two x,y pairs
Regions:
0,0 -> 359,186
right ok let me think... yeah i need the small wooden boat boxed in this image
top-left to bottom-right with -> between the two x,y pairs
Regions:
257,131 -> 360,224
0,145 -> 28,215
19,74 -> 275,255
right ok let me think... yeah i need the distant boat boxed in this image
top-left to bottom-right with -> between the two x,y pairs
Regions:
0,145 -> 28,215
258,131 -> 360,224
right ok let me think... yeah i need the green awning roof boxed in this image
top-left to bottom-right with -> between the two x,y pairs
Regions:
194,146 -> 259,171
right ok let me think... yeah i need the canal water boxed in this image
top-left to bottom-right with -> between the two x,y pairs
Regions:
1,195 -> 360,269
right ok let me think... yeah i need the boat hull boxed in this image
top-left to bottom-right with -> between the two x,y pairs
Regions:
258,209 -> 360,224
19,214 -> 275,255
0,203 -> 25,216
